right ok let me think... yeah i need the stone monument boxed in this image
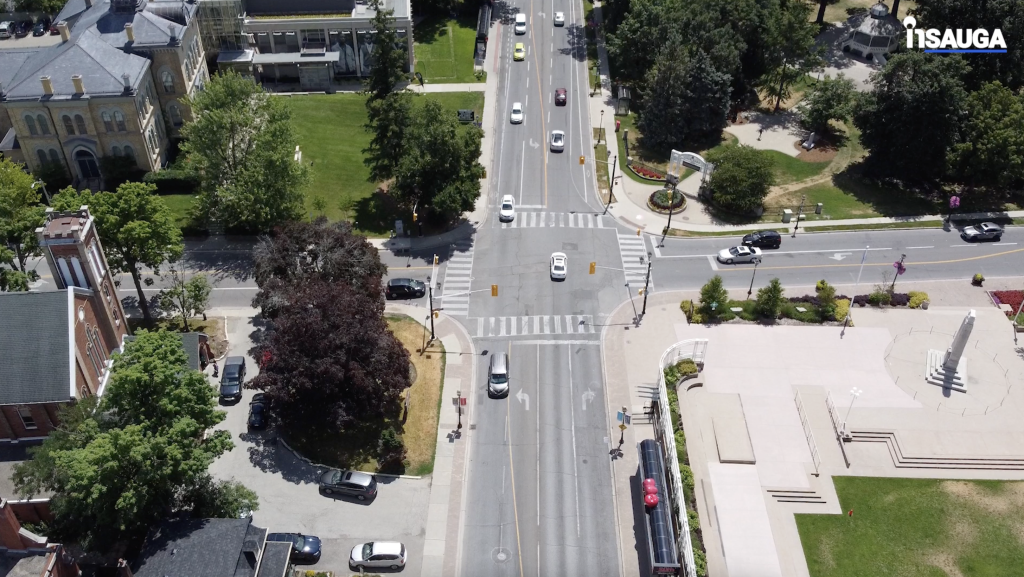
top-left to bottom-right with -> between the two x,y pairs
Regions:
925,309 -> 975,391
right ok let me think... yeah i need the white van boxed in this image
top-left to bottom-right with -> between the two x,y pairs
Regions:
514,13 -> 526,35
0,22 -> 13,39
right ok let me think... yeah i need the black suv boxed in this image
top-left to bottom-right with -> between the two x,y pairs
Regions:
219,356 -> 246,402
741,230 -> 782,249
385,278 -> 426,300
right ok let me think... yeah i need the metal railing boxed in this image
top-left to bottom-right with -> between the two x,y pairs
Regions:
794,391 -> 821,475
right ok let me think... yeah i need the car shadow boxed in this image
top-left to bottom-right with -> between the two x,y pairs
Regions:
318,488 -> 376,506
629,469 -> 653,576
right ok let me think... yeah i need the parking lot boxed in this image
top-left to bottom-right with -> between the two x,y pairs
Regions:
206,315 -> 429,574
0,31 -> 62,49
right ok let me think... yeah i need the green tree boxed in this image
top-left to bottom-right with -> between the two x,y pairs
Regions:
802,74 -> 857,132
159,270 -> 212,332
33,162 -> 71,191
12,0 -> 66,14
180,71 -> 307,233
365,0 -> 408,103
760,0 -> 820,111
0,246 -> 31,292
364,91 -> 413,182
638,47 -> 731,151
704,145 -> 776,214
606,0 -> 686,90
698,275 -> 729,320
13,331 -> 237,552
816,279 -> 837,319
853,52 -> 968,182
755,278 -> 785,319
51,182 -> 184,323
0,158 -> 45,281
393,100 -> 484,221
948,81 -> 1024,189
187,478 -> 259,519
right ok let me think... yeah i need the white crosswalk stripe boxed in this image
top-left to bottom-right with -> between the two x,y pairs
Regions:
499,212 -> 607,229
617,233 -> 653,291
439,241 -> 474,316
475,315 -> 597,338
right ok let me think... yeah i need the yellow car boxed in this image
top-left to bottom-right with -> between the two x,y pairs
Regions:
513,43 -> 525,61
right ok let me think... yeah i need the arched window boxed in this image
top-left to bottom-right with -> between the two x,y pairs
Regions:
62,115 -> 75,135
114,111 -> 127,132
24,115 -> 38,136
161,70 -> 175,93
112,145 -> 122,156
102,283 -> 111,302
123,145 -> 135,160
74,114 -> 87,134
93,328 -> 107,361
36,114 -> 50,135
101,112 -> 113,132
37,149 -> 48,165
48,149 -> 61,164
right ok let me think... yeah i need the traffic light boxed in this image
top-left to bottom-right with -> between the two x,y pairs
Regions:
491,284 -> 498,297
579,155 -> 585,165
638,288 -> 645,295
413,212 -> 418,222
589,262 -> 596,275
433,254 -> 439,265
636,228 -> 642,236
433,310 -> 439,318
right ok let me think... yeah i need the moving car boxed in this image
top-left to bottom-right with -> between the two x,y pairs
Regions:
386,278 -> 426,299
960,222 -> 1003,242
514,13 -> 527,34
350,542 -> 407,571
717,246 -> 762,264
510,102 -> 524,124
554,88 -> 567,106
741,230 -> 782,249
488,352 -> 509,397
499,195 -> 516,222
319,469 -> 378,500
554,11 -> 565,26
247,393 -> 267,429
513,42 -> 525,61
550,252 -> 567,279
219,356 -> 246,402
550,130 -> 565,152
266,533 -> 322,565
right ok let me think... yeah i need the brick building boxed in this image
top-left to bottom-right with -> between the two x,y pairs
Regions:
0,499 -> 79,577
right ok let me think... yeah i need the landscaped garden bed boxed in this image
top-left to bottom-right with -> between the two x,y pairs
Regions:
629,161 -> 666,181
647,188 -> 686,214
991,290 -> 1024,325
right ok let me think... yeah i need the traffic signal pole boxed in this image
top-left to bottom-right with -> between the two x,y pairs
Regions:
641,252 -> 652,316
427,281 -> 436,343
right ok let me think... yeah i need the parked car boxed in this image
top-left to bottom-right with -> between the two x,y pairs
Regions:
266,533 -> 322,565
386,278 -> 426,300
741,230 -> 782,249
14,20 -> 32,37
350,542 -> 407,571
554,88 -> 567,106
550,252 -> 567,279
717,246 -> 762,264
32,21 -> 46,36
960,222 -> 1003,242
49,23 -> 60,35
554,11 -> 565,26
219,356 -> 246,402
0,21 -> 13,39
247,393 -> 267,429
513,42 -> 525,61
499,195 -> 515,222
550,130 -> 565,152
319,469 -> 378,500
510,102 -> 524,124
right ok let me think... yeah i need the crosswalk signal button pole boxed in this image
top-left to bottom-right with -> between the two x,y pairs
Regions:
491,284 -> 498,297
589,262 -> 596,275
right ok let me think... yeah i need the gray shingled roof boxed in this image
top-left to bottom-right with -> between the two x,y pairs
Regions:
133,519 -> 268,577
0,292 -> 72,405
0,50 -> 39,90
255,542 -> 292,577
124,332 -> 204,371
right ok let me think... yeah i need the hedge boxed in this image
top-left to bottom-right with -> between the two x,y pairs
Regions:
142,169 -> 200,195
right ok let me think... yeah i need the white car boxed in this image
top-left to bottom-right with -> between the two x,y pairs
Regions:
499,195 -> 515,222
554,12 -> 565,26
550,252 -> 567,280
514,13 -> 527,34
350,541 -> 407,571
510,102 -> 524,124
550,130 -> 565,152
717,246 -> 762,264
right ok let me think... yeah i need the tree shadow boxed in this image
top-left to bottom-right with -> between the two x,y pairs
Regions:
559,24 -> 588,63
239,433 -> 324,486
413,15 -> 450,44
279,416 -> 407,475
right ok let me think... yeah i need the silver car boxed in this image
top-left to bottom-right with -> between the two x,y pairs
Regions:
960,222 -> 1003,241
550,130 -> 565,152
717,246 -> 762,264
350,541 -> 407,571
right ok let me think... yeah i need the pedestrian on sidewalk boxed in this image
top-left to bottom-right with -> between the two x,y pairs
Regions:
758,127 -> 764,141
212,361 -> 219,378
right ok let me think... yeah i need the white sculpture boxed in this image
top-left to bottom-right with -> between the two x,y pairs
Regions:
926,309 -> 975,391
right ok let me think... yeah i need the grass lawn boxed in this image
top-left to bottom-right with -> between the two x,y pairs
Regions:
771,173 -> 942,221
127,317 -> 229,358
282,315 -> 445,475
161,193 -> 197,230
766,150 -> 831,185
797,477 -> 1024,577
414,16 -> 484,84
613,114 -> 728,185
595,138 -> 611,202
286,91 -> 484,236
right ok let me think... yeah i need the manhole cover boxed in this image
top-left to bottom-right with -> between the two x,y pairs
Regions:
491,547 -> 512,563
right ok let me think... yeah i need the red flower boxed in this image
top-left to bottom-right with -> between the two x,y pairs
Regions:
993,290 -> 1024,316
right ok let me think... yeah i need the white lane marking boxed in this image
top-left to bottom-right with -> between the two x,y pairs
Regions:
906,246 -> 934,249
994,242 -> 1018,246
707,255 -> 719,270
950,242 -> 1017,247
656,246 -> 894,258
527,76 -> 529,88
566,344 -> 581,538
518,141 -> 525,205
525,94 -> 528,107
509,340 -> 600,346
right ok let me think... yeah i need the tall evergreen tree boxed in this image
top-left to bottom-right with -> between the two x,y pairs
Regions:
364,91 -> 413,182
948,81 -> 1024,189
365,0 -> 408,104
638,47 -> 730,150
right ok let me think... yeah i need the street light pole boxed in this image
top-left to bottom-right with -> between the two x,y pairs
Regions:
841,387 -> 862,437
890,253 -> 907,292
747,259 -> 760,300
427,276 -> 436,343
641,252 -> 652,316
600,109 -> 605,144
659,183 -> 678,248
793,194 -> 806,237
604,155 -> 617,215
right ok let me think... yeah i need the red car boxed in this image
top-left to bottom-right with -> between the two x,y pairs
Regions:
555,88 -> 567,106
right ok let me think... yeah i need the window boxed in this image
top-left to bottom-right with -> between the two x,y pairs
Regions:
87,343 -> 102,378
161,70 -> 175,93
62,115 -> 75,135
24,115 -> 38,136
103,283 -> 111,302
17,406 -> 36,430
89,240 -> 106,278
37,149 -> 48,165
112,145 -> 122,156
37,114 -> 50,135
114,111 -> 127,132
93,327 -> 107,361
113,309 -> 120,326
48,149 -> 60,164
74,114 -> 87,134
102,111 -> 113,132
168,103 -> 183,127
123,145 -> 135,159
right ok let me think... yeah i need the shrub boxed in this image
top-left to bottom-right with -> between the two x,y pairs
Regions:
853,294 -> 869,307
908,291 -> 929,308
664,359 -> 698,387
816,280 -> 837,320
680,465 -> 695,496
687,509 -> 700,531
868,290 -> 891,306
890,293 -> 910,307
675,428 -> 688,464
377,427 -> 406,472
650,188 -> 685,210
693,547 -> 708,577
836,299 -> 851,323
699,276 -> 730,320
782,302 -> 822,323
143,169 -> 200,195
755,278 -> 785,319
973,273 -> 985,283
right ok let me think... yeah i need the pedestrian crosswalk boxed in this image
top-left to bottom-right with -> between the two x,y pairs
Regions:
617,233 -> 653,291
475,315 -> 597,338
439,240 -> 474,316
498,212 -> 608,229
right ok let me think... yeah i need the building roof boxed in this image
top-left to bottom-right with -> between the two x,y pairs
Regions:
0,550 -> 48,577
0,441 -> 52,500
123,332 -> 205,371
0,291 -> 72,406
252,51 -> 341,64
133,519 -> 269,577
851,6 -> 902,37
255,542 -> 291,577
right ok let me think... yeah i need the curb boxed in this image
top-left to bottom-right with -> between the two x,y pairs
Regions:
276,436 -> 423,480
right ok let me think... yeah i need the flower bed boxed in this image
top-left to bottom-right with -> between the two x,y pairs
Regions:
992,290 -> 1024,317
629,162 -> 666,181
648,188 -> 686,213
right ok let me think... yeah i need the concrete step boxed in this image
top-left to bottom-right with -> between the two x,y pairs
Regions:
851,430 -> 1024,470
766,487 -> 826,504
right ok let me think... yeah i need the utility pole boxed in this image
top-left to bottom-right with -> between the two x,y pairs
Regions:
427,276 -> 436,343
640,252 -> 652,316
890,253 -> 907,292
604,155 -> 617,215
792,194 -> 806,237
747,259 -> 760,299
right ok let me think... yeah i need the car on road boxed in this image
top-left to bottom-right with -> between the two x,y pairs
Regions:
513,42 -> 525,61
717,246 -> 762,264
319,468 -> 378,500
741,230 -> 782,249
267,533 -> 322,565
554,11 -> 565,26
550,130 -> 565,152
350,541 -> 407,571
550,252 -> 567,279
510,102 -> 524,124
32,21 -> 46,36
514,13 -> 526,34
499,195 -> 516,222
386,278 -> 426,300
960,222 -> 1003,242
219,356 -> 246,403
554,88 -> 567,106
488,352 -> 510,397
248,393 -> 268,429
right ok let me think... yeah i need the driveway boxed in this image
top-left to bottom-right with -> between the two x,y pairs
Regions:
207,314 -> 429,574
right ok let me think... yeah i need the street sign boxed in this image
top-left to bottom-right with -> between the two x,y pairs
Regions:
616,411 -> 631,425
618,423 -> 628,431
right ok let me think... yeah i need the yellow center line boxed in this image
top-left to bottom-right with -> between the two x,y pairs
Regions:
505,340 -> 525,577
716,246 -> 1024,272
527,0 -> 549,209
